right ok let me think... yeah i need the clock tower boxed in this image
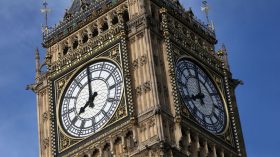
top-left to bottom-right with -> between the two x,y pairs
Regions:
32,0 -> 247,157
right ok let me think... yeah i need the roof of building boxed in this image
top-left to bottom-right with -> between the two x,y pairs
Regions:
68,0 -> 97,15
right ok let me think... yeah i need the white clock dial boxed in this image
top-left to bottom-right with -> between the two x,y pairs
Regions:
60,60 -> 123,138
176,58 -> 227,134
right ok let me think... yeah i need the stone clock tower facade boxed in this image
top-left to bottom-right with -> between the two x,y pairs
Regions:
33,0 -> 247,157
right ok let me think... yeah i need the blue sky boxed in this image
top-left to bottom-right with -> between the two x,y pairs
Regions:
0,0 -> 279,156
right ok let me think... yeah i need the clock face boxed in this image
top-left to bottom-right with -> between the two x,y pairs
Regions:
176,58 -> 227,134
59,60 -> 123,138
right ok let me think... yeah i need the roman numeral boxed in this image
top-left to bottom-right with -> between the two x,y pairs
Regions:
73,79 -> 83,88
101,110 -> 110,119
64,96 -> 76,99
183,95 -> 192,102
98,62 -> 105,78
178,81 -> 187,87
192,106 -> 198,114
209,93 -> 218,96
105,67 -> 117,81
213,112 -> 220,123
213,103 -> 223,111
71,116 -> 78,125
80,120 -> 86,129
108,82 -> 121,90
62,108 -> 75,116
107,98 -> 119,102
203,75 -> 209,84
91,117 -> 96,131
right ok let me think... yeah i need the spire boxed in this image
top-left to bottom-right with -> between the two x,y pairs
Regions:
201,1 -> 215,31
41,0 -> 51,33
217,44 -> 230,70
35,48 -> 41,78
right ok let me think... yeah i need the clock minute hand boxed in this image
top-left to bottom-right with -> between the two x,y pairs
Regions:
194,66 -> 205,105
89,92 -> 98,108
86,67 -> 93,97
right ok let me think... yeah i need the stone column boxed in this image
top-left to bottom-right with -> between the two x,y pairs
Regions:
110,137 -> 115,157
107,13 -> 113,28
201,140 -> 209,157
191,134 -> 200,157
98,145 -> 103,157
97,20 -> 103,34
210,145 -> 217,157
77,32 -> 82,46
86,25 -> 93,39
219,149 -> 225,157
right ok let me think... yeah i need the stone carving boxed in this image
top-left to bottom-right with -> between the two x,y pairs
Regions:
135,81 -> 152,97
131,55 -> 148,70
42,137 -> 49,150
42,112 -> 48,122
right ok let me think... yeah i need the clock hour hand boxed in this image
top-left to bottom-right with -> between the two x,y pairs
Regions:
191,93 -> 205,105
79,101 -> 90,115
79,92 -> 98,115
89,92 -> 98,108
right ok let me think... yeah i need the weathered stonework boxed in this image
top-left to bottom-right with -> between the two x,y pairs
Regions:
33,0 -> 247,157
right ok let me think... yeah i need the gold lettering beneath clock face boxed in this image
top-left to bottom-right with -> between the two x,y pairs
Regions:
176,58 -> 227,134
59,60 -> 123,138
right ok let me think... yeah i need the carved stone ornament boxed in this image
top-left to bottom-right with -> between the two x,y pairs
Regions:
60,133 -> 70,150
42,137 -> 49,150
135,81 -> 152,97
131,55 -> 148,71
42,112 -> 48,122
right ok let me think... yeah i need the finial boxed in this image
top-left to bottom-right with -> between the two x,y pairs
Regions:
201,1 -> 214,31
35,48 -> 41,78
41,0 -> 51,33
217,44 -> 230,70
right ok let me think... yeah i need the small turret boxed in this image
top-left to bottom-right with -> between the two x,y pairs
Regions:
217,44 -> 230,70
35,48 -> 41,79
221,44 -> 230,70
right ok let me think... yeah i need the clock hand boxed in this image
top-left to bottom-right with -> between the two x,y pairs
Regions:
86,67 -> 98,108
79,101 -> 90,115
78,92 -> 98,115
194,66 -> 205,105
89,92 -> 98,108
191,93 -> 205,101
86,67 -> 93,97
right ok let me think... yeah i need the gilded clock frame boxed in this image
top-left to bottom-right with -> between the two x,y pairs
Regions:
56,57 -> 126,140
175,56 -> 230,135
48,40 -> 134,155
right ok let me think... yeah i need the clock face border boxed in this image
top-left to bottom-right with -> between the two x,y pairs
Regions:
56,58 -> 125,140
176,56 -> 229,135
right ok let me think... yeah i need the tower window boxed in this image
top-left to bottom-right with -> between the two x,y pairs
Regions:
92,149 -> 99,157
112,16 -> 118,25
102,22 -> 109,31
103,143 -> 112,157
123,10 -> 129,22
82,34 -> 88,43
92,28 -> 98,37
72,40 -> 78,49
63,46 -> 69,55
126,131 -> 134,149
151,5 -> 156,18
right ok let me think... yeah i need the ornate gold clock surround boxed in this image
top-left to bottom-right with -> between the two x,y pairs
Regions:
48,41 -> 134,155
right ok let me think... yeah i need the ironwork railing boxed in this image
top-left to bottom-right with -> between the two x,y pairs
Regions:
42,0 -> 115,43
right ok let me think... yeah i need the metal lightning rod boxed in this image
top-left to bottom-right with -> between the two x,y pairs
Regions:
201,1 -> 215,31
201,1 -> 210,26
41,0 -> 51,33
